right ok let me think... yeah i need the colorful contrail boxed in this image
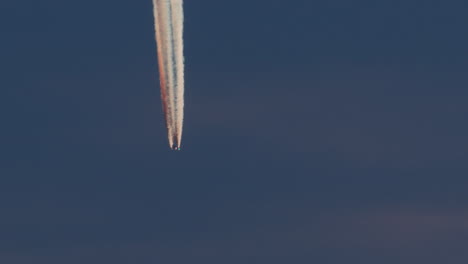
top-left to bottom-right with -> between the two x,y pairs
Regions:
152,0 -> 184,150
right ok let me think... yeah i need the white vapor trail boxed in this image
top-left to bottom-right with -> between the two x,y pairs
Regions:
152,0 -> 184,150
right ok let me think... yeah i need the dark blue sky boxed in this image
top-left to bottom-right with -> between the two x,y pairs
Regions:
1,0 -> 468,263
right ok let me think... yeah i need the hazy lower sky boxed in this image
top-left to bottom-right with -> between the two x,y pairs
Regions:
1,0 -> 468,263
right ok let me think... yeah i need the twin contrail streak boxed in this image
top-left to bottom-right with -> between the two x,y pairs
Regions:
152,0 -> 184,150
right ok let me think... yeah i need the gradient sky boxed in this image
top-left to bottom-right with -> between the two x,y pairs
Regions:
2,0 -> 468,263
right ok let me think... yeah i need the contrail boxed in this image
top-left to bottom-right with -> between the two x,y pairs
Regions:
152,0 -> 184,150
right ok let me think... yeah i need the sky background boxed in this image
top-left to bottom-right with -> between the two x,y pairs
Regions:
1,0 -> 468,263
